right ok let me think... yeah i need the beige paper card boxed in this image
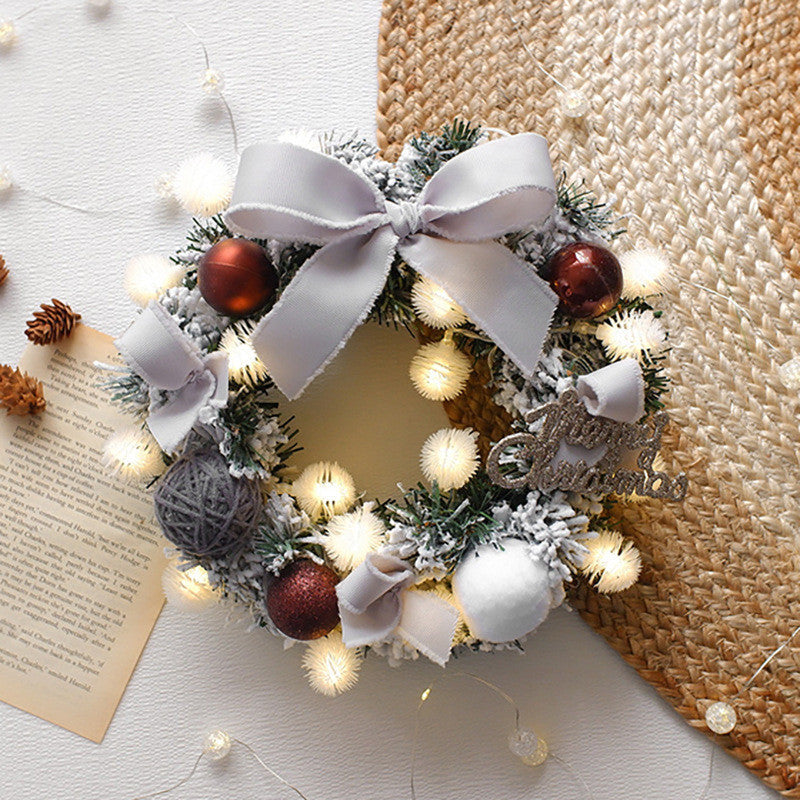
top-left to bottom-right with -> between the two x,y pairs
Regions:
0,326 -> 165,742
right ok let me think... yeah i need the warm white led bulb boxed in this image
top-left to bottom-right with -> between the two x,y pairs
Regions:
102,426 -> 164,481
560,89 -> 588,118
0,19 -> 16,47
324,504 -> 386,572
86,0 -> 112,13
0,165 -> 13,193
509,728 -> 548,766
581,530 -> 642,593
420,427 -> 479,490
219,325 -> 268,387
154,172 -> 174,200
302,631 -> 362,696
411,276 -> 468,329
705,701 -> 736,734
203,730 -> 232,760
778,356 -> 800,390
202,67 -> 225,95
124,254 -> 185,306
409,340 -> 471,401
292,462 -> 357,520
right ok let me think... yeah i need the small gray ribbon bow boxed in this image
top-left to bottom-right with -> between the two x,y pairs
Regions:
555,358 -> 645,466
225,133 -> 559,400
116,301 -> 229,454
337,554 -> 459,666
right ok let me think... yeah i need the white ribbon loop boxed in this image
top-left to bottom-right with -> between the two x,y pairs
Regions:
337,554 -> 459,667
555,358 -> 645,466
115,302 -> 229,454
576,358 -> 644,422
225,133 -> 559,400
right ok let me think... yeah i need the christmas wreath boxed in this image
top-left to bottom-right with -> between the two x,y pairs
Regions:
103,121 -> 685,695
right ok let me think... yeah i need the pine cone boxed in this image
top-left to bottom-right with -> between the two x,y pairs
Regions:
25,298 -> 81,346
0,255 -> 8,287
0,365 -> 46,416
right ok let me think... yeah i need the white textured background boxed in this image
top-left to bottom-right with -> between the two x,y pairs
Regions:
0,2 -> 777,798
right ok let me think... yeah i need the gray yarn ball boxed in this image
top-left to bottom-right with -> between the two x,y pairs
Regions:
154,449 -> 262,558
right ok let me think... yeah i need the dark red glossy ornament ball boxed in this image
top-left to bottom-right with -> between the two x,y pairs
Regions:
198,238 -> 277,317
545,242 -> 623,319
266,559 -> 340,640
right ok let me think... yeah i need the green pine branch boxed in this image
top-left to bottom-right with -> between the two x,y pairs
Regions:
556,171 -> 625,240
407,119 -> 484,189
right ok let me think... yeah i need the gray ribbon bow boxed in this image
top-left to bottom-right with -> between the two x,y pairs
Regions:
225,133 -> 559,400
555,358 -> 645,466
116,301 -> 229,454
337,554 -> 459,666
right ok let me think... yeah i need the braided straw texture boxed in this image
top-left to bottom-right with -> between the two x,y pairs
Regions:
377,0 -> 800,794
738,0 -> 800,278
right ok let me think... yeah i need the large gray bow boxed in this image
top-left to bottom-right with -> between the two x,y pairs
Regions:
225,133 -> 559,400
337,554 -> 459,666
116,301 -> 229,454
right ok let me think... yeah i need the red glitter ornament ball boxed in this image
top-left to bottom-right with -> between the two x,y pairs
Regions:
266,559 -> 340,640
197,238 -> 278,317
545,242 -> 623,319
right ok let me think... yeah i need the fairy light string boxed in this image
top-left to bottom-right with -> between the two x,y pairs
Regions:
130,731 -> 311,800
740,625 -> 800,693
509,15 -> 589,118
0,4 -> 239,216
411,671 -> 594,800
122,620 -> 799,800
161,11 -> 240,153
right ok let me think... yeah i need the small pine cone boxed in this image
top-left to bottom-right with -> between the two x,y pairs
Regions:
25,298 -> 82,346
0,365 -> 46,416
0,255 -> 8,287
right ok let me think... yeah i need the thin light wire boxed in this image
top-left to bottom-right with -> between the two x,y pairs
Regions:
696,741 -> 716,800
128,738 -> 312,800
168,13 -> 240,154
694,624 -> 800,799
131,751 -> 204,800
739,624 -> 800,695
21,187 -> 101,215
509,15 -> 570,93
622,210 -> 781,356
232,738 -> 312,800
14,5 -> 39,21
410,671 -> 594,800
549,753 -> 596,800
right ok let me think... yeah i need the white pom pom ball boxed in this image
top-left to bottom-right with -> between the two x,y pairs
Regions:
619,248 -> 671,299
292,461 -> 357,521
452,539 -> 553,643
172,153 -> 233,217
102,426 -> 164,481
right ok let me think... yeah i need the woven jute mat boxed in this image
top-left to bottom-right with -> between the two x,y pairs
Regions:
377,0 -> 800,794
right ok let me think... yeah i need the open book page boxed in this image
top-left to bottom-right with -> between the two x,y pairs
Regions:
0,325 -> 165,743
